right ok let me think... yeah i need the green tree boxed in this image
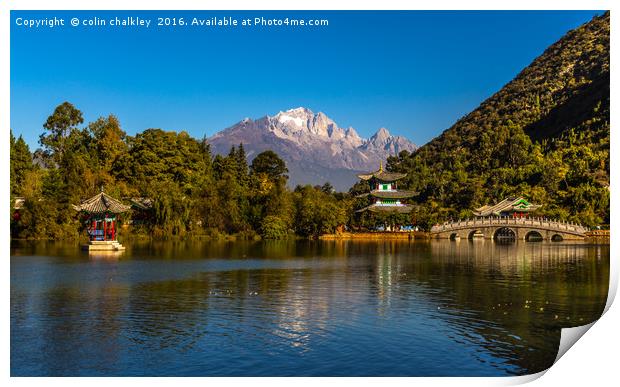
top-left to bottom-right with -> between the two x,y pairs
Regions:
89,115 -> 128,173
250,150 -> 288,183
10,131 -> 34,197
293,185 -> 347,237
248,151 -> 292,237
40,102 -> 84,163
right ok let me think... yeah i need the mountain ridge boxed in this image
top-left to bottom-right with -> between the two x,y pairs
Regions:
207,107 -> 417,190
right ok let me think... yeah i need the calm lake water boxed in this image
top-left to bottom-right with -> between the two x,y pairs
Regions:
11,239 -> 609,376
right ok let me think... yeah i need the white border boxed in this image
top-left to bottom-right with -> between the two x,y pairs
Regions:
3,1 -> 617,386
0,0 -> 615,11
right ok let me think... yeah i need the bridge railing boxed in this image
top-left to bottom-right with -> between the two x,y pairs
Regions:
430,216 -> 589,234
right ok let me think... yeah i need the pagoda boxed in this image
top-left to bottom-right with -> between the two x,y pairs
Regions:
473,196 -> 541,218
73,189 -> 131,252
356,163 -> 417,214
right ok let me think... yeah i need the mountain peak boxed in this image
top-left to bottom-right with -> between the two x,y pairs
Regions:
374,127 -> 391,140
361,126 -> 416,155
285,107 -> 313,114
208,108 -> 417,190
272,107 -> 341,138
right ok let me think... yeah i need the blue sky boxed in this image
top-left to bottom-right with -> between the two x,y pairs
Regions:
11,10 -> 603,150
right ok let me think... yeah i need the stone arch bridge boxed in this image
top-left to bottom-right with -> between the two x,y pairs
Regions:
430,217 -> 588,241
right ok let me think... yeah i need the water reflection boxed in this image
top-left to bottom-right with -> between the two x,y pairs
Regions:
11,240 -> 608,376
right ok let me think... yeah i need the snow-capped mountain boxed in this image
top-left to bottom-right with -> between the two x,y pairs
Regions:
207,107 -> 417,191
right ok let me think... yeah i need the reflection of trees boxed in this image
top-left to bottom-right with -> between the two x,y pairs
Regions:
17,281 -> 127,375
126,239 -> 354,261
11,240 -> 84,260
358,240 -> 609,374
427,241 -> 609,329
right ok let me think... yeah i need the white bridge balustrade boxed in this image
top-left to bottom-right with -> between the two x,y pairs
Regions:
430,216 -> 589,241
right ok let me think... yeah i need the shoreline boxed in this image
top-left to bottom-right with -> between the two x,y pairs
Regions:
319,231 -> 430,240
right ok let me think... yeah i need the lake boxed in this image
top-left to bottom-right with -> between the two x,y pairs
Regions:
10,239 -> 609,376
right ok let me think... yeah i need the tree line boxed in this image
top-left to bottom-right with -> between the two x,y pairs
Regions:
10,87 -> 610,241
10,102 -> 350,240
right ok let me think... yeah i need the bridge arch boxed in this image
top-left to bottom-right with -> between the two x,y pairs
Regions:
449,232 -> 460,241
468,229 -> 485,240
494,227 -> 516,242
551,234 -> 564,242
525,230 -> 544,242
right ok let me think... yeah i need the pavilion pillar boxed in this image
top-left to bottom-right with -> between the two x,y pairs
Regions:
103,218 -> 107,241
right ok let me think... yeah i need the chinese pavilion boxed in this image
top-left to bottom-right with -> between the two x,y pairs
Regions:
73,189 -> 131,252
473,196 -> 541,218
356,163 -> 417,214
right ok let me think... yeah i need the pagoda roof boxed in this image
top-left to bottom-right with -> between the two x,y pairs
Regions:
13,197 -> 25,210
370,190 -> 417,199
473,196 -> 541,217
128,197 -> 154,210
73,191 -> 131,214
357,163 -> 407,182
356,204 -> 414,214
357,170 -> 407,182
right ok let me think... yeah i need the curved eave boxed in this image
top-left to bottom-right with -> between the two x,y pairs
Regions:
357,171 -> 408,182
474,197 -> 542,217
370,190 -> 417,199
474,205 -> 543,217
357,173 -> 375,181
73,206 -> 131,214
73,192 -> 132,214
357,204 -> 414,214
129,198 -> 154,210
74,209 -> 129,215
513,204 -> 542,212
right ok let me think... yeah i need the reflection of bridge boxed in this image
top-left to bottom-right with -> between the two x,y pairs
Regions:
430,217 -> 589,241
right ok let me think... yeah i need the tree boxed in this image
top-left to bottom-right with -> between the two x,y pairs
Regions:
233,143 -> 249,183
247,150 -> 293,237
40,102 -> 84,163
88,115 -> 128,173
118,129 -> 207,190
321,182 -> 334,194
250,150 -> 288,183
293,185 -> 347,237
260,215 -> 289,239
10,130 -> 34,197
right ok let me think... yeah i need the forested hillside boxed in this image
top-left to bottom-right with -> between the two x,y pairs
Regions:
387,12 -> 610,228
